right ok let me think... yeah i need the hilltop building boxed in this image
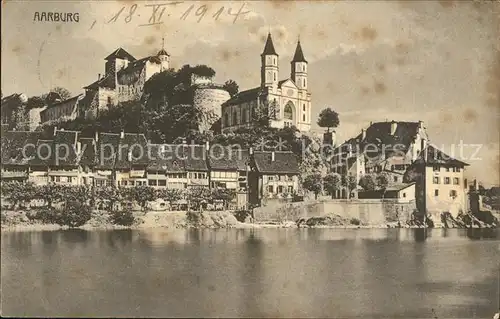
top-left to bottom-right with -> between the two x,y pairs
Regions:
221,33 -> 312,133
80,45 -> 171,118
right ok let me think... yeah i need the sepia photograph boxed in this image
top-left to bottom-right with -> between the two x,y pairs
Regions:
1,0 -> 499,317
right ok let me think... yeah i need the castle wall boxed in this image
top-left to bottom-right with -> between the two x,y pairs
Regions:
193,86 -> 230,131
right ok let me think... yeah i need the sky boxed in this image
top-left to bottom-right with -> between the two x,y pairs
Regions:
1,0 -> 499,185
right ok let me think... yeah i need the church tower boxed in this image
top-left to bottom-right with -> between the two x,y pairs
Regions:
157,37 -> 170,72
261,33 -> 279,88
291,40 -> 308,91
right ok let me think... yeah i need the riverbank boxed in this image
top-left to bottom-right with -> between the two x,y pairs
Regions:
2,210 -> 496,232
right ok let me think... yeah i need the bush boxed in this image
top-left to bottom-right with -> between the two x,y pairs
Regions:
350,218 -> 361,226
56,201 -> 92,228
110,209 -> 136,226
233,210 -> 252,223
28,207 -> 59,224
186,210 -> 202,225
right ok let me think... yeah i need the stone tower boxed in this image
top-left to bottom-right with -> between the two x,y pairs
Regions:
261,33 -> 279,88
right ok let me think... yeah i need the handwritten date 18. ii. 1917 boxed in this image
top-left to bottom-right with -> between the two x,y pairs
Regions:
89,2 -> 250,30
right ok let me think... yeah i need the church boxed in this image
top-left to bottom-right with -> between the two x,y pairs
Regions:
221,33 -> 312,133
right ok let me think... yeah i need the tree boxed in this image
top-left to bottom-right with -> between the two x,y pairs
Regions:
57,201 -> 92,228
317,108 -> 340,132
323,173 -> 341,199
187,187 -> 211,211
223,79 -> 239,97
302,173 -> 323,200
35,184 -> 65,207
129,185 -> 156,211
342,174 -> 358,199
1,181 -> 36,209
376,173 -> 389,199
359,174 -> 376,192
211,188 -> 236,209
95,186 -> 122,211
50,87 -> 71,100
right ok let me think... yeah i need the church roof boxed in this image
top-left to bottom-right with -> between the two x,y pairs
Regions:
105,48 -> 136,61
292,40 -> 307,63
222,87 -> 263,106
262,33 -> 278,56
157,48 -> 169,56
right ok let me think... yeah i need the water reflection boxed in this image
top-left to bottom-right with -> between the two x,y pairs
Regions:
1,228 -> 499,317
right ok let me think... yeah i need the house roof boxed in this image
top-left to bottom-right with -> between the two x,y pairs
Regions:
184,144 -> 208,171
262,33 -> 278,56
95,133 -> 120,170
292,40 -> 307,63
222,87 -> 262,106
78,137 -> 96,166
84,74 -> 116,90
52,130 -> 80,166
1,130 -> 43,165
105,48 -> 136,61
115,133 -> 149,169
1,93 -> 25,110
29,139 -> 54,167
147,144 -> 186,172
43,94 -> 82,110
209,146 -> 249,171
414,144 -> 469,167
253,151 -> 300,174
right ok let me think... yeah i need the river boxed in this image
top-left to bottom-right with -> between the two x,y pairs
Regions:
1,228 -> 499,318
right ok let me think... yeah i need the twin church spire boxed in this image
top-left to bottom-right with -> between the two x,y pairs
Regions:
260,32 -> 308,90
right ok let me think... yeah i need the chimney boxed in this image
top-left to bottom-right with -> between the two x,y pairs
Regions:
98,73 -> 101,80
271,151 -> 275,162
390,120 -> 397,135
120,130 -> 125,139
418,120 -> 423,129
361,128 -> 366,140
53,126 -> 58,136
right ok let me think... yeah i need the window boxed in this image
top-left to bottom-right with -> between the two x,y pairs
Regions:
393,176 -> 398,182
433,177 -> 439,184
107,97 -> 112,106
453,178 -> 459,185
454,167 -> 461,173
288,186 -> 293,193
302,114 -> 306,122
434,189 -> 439,196
450,190 -> 457,198
303,79 -> 306,87
232,111 -> 238,125
284,102 -> 294,120
433,165 -> 440,172
268,176 -> 274,181
444,177 -> 450,184
268,185 -> 274,193
403,192 -> 406,198
56,176 -> 61,182
445,167 -> 450,172
303,104 -> 306,112
67,177 -> 73,183
122,180 -> 128,186
149,180 -> 157,186
274,73 -> 276,81
129,181 -> 135,186
277,186 -> 284,193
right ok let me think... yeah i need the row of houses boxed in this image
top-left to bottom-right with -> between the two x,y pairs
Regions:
0,124 -> 300,208
329,120 -> 470,218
